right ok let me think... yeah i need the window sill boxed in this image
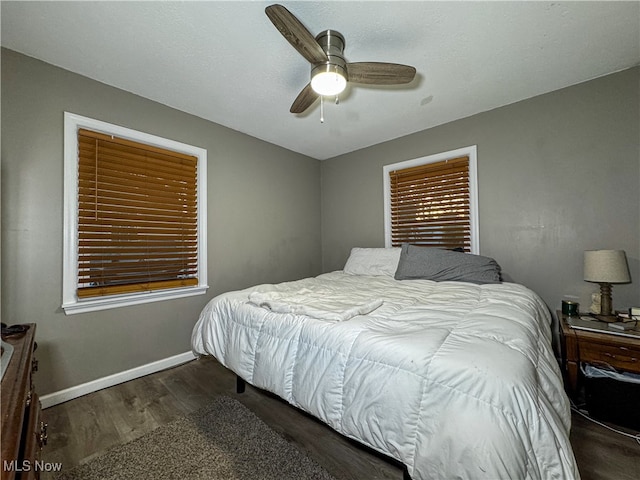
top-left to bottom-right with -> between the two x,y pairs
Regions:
62,285 -> 209,315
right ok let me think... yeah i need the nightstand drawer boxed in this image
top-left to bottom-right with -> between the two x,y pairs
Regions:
579,342 -> 640,371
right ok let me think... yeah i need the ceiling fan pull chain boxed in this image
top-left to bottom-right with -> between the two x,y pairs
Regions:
335,96 -> 339,105
320,95 -> 324,123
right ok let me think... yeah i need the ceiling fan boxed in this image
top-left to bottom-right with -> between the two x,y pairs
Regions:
265,4 -> 417,114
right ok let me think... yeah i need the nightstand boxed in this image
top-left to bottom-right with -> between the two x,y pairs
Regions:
559,311 -> 640,397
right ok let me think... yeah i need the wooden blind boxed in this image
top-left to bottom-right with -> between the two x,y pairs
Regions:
389,156 -> 471,251
77,128 -> 199,298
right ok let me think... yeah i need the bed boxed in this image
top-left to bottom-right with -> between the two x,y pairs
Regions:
191,246 -> 579,480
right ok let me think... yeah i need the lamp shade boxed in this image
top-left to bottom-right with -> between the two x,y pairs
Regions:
584,250 -> 631,283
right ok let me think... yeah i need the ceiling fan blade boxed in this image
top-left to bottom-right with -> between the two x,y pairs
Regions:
290,83 -> 319,114
347,62 -> 416,85
265,4 -> 327,64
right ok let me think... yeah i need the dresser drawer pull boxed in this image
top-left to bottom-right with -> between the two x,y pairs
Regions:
39,422 -> 48,447
602,352 -> 639,363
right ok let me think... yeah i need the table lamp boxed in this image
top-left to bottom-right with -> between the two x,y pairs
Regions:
584,249 -> 631,321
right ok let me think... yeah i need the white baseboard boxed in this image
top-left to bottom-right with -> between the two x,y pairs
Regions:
40,351 -> 197,409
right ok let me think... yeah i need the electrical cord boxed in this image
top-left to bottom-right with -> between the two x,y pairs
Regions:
570,399 -> 640,445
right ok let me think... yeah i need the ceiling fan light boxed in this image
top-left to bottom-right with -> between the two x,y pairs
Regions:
311,72 -> 346,96
311,66 -> 347,96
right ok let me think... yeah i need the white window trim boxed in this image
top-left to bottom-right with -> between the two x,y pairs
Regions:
62,112 -> 208,314
383,145 -> 479,254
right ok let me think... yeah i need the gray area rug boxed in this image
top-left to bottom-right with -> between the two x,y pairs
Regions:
53,396 -> 339,480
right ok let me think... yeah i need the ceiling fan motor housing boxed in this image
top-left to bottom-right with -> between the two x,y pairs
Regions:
311,29 -> 347,81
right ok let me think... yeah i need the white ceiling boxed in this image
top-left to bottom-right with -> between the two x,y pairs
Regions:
2,1 -> 639,160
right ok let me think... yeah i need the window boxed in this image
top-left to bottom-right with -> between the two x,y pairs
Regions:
63,113 -> 207,314
383,146 -> 478,253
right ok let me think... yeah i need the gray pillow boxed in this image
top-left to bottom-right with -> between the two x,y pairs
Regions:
394,244 -> 501,284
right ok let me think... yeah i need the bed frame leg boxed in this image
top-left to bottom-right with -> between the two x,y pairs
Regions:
236,375 -> 246,394
403,465 -> 411,480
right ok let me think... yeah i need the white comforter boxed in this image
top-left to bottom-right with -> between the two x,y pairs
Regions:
192,272 -> 579,480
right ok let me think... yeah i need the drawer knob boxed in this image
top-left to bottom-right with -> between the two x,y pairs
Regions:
39,422 -> 48,447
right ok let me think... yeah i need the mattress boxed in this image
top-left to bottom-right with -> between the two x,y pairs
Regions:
191,271 -> 579,480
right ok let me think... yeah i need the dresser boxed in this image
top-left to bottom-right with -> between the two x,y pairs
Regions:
1,324 -> 47,480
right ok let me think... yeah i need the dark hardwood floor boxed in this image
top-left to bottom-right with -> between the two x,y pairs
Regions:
40,357 -> 639,480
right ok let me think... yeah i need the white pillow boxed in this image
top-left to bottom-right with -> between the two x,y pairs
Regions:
343,247 -> 401,276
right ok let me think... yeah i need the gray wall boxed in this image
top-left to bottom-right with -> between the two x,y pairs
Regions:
1,49 -> 322,395
321,67 -> 640,323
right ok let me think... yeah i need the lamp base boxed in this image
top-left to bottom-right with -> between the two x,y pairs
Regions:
599,282 -> 613,316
